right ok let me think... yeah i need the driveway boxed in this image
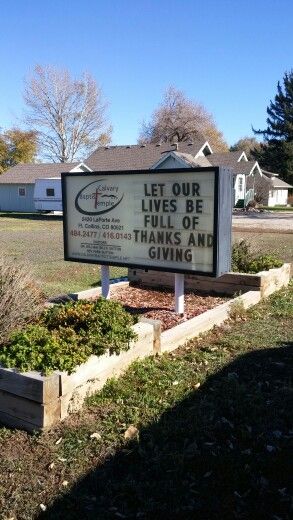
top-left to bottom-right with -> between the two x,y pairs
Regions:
232,211 -> 293,233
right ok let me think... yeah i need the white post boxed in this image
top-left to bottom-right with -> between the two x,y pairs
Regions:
101,265 -> 110,299
175,273 -> 185,315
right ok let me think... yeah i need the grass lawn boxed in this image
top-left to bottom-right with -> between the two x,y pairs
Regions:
1,213 -> 293,298
0,214 -> 127,297
0,285 -> 292,519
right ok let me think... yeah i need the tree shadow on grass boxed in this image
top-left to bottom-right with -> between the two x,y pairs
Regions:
40,343 -> 293,520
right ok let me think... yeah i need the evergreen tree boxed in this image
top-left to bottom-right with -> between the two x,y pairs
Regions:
253,70 -> 293,184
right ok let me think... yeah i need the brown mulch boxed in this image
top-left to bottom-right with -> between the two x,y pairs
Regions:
112,284 -> 228,331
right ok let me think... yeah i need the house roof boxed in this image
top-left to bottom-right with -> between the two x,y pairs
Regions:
176,153 -> 212,168
85,138 -> 208,171
269,176 -> 293,189
261,169 -> 293,188
261,169 -> 278,178
230,161 -> 260,175
151,149 -> 258,176
151,151 -> 212,170
0,162 -> 78,184
207,151 -> 246,167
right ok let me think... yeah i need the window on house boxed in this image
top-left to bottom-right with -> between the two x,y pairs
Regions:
18,187 -> 26,197
238,177 -> 243,192
46,188 -> 55,197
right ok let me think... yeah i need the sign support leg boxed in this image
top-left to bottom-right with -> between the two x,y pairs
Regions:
175,273 -> 184,315
101,265 -> 110,299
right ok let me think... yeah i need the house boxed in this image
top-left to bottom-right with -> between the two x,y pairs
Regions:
246,169 -> 293,206
85,137 -> 213,171
0,162 -> 90,212
0,135 -> 291,211
85,139 -> 263,206
72,139 -> 293,207
208,153 -> 265,206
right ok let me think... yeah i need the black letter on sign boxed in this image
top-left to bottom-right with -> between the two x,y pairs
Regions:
186,200 -> 194,213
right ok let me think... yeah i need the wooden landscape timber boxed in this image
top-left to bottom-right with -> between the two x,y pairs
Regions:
0,321 -> 154,432
128,263 -> 291,297
0,263 -> 291,432
161,291 -> 261,353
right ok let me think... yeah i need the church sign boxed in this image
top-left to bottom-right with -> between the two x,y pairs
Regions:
62,167 -> 232,277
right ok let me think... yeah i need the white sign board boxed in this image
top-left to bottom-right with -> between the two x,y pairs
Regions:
62,168 -> 232,276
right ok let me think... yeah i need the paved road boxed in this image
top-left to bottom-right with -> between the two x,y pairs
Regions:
232,211 -> 293,232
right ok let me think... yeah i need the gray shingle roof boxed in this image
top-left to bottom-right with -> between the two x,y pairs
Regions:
207,151 -> 245,167
269,176 -> 293,189
85,138 -> 208,171
261,170 -> 293,188
231,161 -> 259,175
0,163 -> 78,184
208,153 -> 258,176
174,152 -> 212,168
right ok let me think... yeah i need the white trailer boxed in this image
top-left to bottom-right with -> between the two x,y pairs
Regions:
33,177 -> 63,212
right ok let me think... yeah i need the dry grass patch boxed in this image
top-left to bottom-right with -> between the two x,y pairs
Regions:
0,258 -> 44,345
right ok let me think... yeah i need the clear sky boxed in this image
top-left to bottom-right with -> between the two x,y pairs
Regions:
1,0 -> 292,147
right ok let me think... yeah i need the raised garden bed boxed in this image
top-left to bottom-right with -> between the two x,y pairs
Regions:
0,321 -> 155,432
0,263 -> 291,432
112,285 -> 227,331
128,263 -> 292,297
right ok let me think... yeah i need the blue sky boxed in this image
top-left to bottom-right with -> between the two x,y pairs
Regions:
1,0 -> 292,147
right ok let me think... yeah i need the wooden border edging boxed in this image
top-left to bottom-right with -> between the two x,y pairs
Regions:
68,280 -> 129,301
128,263 -> 291,297
160,291 -> 261,353
0,263 -> 291,432
0,321 -> 155,432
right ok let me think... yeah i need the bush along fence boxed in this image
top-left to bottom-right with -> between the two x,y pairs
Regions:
0,260 -> 291,432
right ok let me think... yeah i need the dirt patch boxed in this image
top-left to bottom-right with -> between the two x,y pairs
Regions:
112,285 -> 227,331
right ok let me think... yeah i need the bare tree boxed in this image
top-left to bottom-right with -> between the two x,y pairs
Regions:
23,65 -> 110,162
139,86 -> 228,152
230,136 -> 262,159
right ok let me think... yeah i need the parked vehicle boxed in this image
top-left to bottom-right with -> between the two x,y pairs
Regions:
33,178 -> 62,212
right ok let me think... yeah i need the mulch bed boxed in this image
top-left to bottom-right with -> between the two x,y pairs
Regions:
112,284 -> 228,331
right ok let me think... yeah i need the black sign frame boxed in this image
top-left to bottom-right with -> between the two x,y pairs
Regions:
62,167 -> 223,277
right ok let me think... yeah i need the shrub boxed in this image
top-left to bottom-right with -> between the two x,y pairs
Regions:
0,299 -> 138,374
232,240 -> 283,274
0,258 -> 44,346
0,325 -> 91,375
44,298 -> 138,356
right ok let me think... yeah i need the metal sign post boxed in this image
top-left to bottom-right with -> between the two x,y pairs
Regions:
175,273 -> 185,315
101,265 -> 110,299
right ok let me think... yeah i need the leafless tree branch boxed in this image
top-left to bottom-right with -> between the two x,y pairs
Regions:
23,65 -> 110,162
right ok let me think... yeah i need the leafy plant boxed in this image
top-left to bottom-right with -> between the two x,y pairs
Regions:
0,325 -> 91,375
44,298 -> 138,356
232,240 -> 283,273
0,299 -> 138,374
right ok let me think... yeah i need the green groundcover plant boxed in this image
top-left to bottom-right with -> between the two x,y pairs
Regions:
0,299 -> 138,375
232,240 -> 283,273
